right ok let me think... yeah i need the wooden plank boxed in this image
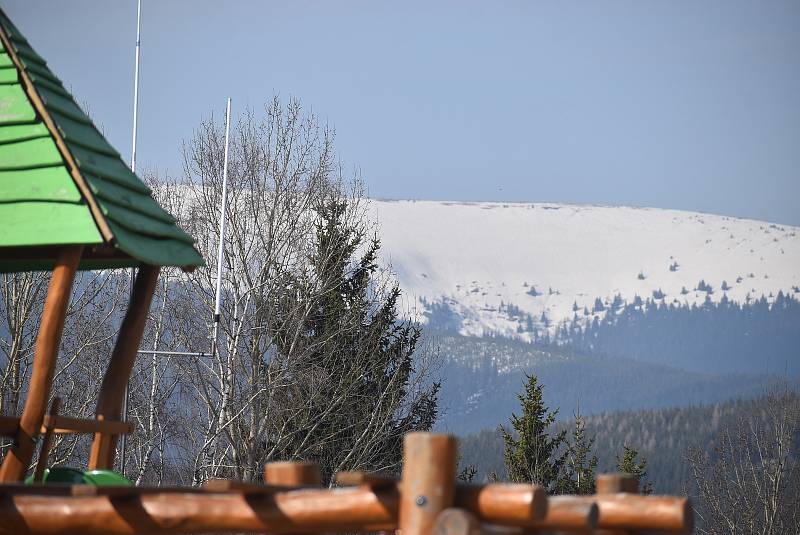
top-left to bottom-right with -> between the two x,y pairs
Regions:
454,483 -> 547,524
107,221 -> 204,269
0,82 -> 35,124
398,433 -> 457,535
34,85 -> 92,126
0,201 -> 103,248
0,24 -> 114,244
203,480 -> 292,493
0,246 -> 82,482
433,508 -> 481,535
100,199 -> 195,244
33,397 -> 60,482
67,142 -> 149,194
40,415 -> 133,436
264,461 -> 322,487
0,52 -> 12,68
85,172 -> 176,224
0,167 -> 82,203
89,265 -> 160,469
0,67 -> 15,84
0,136 -> 62,170
569,494 -> 693,533
0,485 -> 400,534
0,122 -> 48,144
335,471 -> 396,488
49,108 -> 119,157
0,415 -> 18,436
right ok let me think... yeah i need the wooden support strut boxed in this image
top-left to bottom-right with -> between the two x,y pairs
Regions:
89,265 -> 160,470
399,432 -> 458,535
0,246 -> 83,483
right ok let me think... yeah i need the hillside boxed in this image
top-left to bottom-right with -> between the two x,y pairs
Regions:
432,332 -> 790,435
372,200 -> 800,342
458,392 -> 799,494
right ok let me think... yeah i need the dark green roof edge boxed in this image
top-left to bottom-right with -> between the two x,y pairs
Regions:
0,8 -> 204,270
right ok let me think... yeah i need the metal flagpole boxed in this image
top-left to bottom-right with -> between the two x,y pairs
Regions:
212,98 -> 232,360
121,0 -> 142,477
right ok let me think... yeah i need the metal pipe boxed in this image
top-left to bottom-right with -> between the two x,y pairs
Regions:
211,98 -> 232,360
135,350 -> 211,358
121,0 -> 143,478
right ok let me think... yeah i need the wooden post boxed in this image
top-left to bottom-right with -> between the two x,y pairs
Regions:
32,397 -> 61,483
0,246 -> 82,482
596,473 -> 639,535
434,508 -> 481,535
264,461 -> 322,486
399,432 -> 458,535
89,265 -> 160,470
597,473 -> 639,494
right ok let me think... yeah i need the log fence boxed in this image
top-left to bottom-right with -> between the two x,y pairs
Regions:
0,431 -> 693,535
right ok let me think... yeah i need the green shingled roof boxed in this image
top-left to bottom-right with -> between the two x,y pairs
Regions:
0,9 -> 204,272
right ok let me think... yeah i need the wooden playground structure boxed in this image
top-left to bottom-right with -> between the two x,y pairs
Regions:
0,6 -> 693,534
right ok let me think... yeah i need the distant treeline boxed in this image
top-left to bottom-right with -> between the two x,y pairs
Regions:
424,291 -> 800,376
458,392 -> 798,494
554,291 -> 800,375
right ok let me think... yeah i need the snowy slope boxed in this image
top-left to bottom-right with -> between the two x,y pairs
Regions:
370,200 -> 800,340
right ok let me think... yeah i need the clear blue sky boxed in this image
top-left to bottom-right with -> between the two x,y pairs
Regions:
5,1 -> 799,225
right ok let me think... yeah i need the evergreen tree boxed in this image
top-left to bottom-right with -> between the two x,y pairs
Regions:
267,199 -> 440,482
500,373 -> 568,492
616,445 -> 653,494
563,412 -> 598,494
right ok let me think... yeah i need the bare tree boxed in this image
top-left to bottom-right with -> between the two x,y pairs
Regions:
687,388 -> 800,535
145,96 -> 440,485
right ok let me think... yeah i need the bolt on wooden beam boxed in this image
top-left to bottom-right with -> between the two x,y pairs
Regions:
399,432 -> 458,535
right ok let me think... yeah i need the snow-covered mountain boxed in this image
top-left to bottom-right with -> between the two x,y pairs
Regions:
371,200 -> 800,340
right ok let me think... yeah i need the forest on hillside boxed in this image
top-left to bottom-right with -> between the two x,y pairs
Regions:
459,391 -> 798,494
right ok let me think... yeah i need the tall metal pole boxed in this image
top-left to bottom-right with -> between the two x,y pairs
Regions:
212,98 -> 232,359
121,0 -> 142,478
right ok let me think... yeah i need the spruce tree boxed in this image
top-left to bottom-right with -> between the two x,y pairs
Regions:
616,445 -> 653,494
501,373 -> 568,492
266,198 -> 440,483
564,412 -> 598,494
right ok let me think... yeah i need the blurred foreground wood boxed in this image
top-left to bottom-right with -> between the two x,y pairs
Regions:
0,433 -> 693,535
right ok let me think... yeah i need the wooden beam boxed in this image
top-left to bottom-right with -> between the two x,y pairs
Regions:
398,432 -> 457,535
433,508 -> 481,535
0,246 -> 82,483
0,416 -> 19,436
571,494 -> 693,533
264,461 -> 322,486
0,485 -> 400,534
41,415 -> 133,436
454,483 -> 547,524
33,397 -> 61,483
89,265 -> 159,470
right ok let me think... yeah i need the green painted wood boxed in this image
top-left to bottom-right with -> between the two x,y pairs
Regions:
51,109 -> 119,157
99,199 -> 195,244
108,221 -> 204,268
19,57 -> 62,87
0,67 -> 16,84
84,173 -> 175,224
0,83 -> 35,124
67,142 -> 150,193
0,8 -> 203,270
0,137 -> 63,170
0,122 -> 48,144
11,40 -> 47,67
36,85 -> 92,125
0,201 -> 102,247
0,257 -> 137,274
27,71 -> 69,98
0,167 -> 80,202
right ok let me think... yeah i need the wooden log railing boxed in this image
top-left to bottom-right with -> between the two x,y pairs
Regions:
0,432 -> 694,534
